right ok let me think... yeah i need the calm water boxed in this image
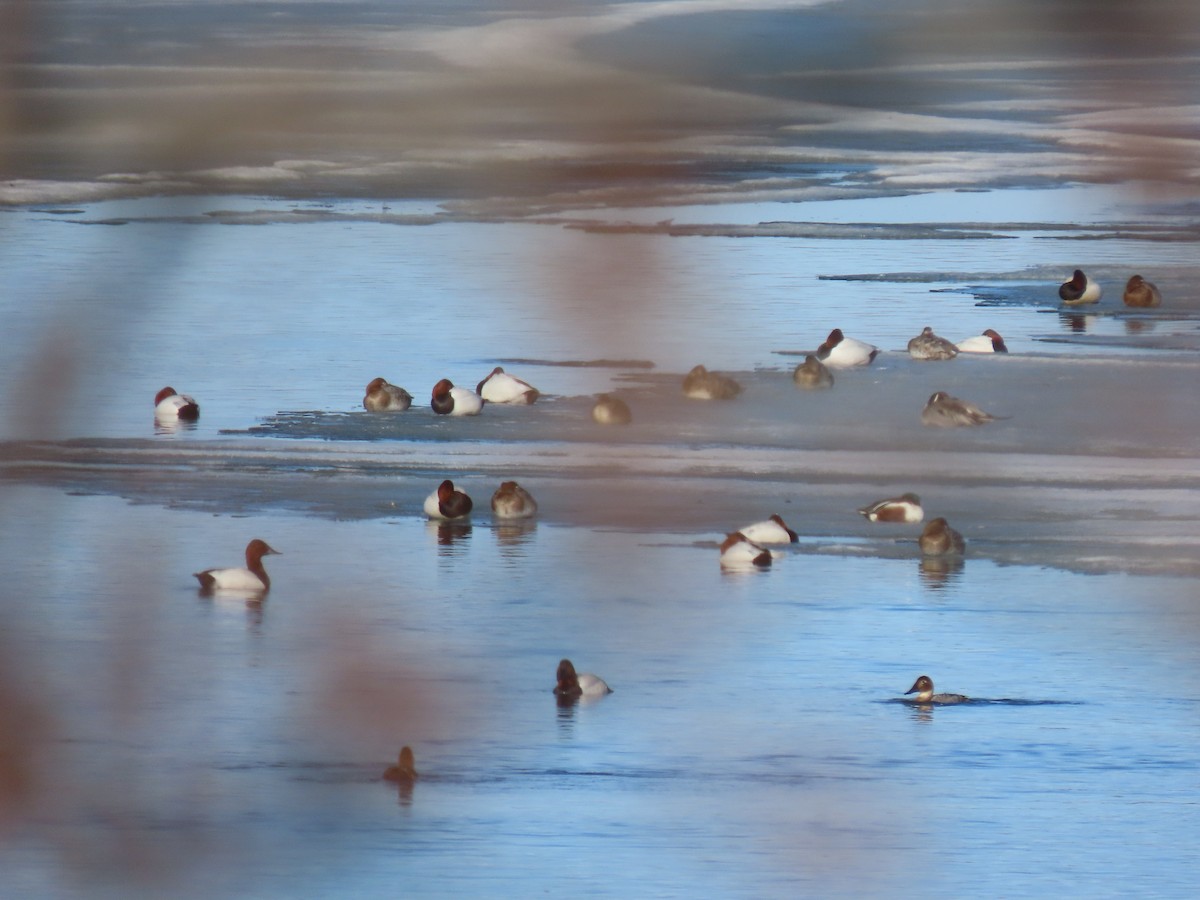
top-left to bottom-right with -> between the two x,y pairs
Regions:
4,1 -> 1200,897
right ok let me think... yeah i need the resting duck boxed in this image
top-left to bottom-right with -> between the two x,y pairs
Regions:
591,393 -> 632,425
681,364 -> 742,400
956,329 -> 1008,354
1058,269 -> 1102,305
815,328 -> 878,368
424,479 -> 473,520
792,354 -> 834,389
553,658 -> 612,700
719,532 -> 772,569
904,675 -> 969,705
919,517 -> 965,556
154,386 -> 200,421
491,481 -> 538,520
363,377 -> 413,412
476,367 -> 540,404
857,493 -> 923,524
1122,275 -> 1162,308
907,326 -> 958,361
194,539 -> 280,594
431,378 -> 483,416
738,514 -> 799,545
920,391 -> 998,427
383,746 -> 418,783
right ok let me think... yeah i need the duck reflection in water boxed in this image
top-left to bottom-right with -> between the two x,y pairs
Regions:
919,555 -> 965,588
429,521 -> 472,548
1058,312 -> 1094,333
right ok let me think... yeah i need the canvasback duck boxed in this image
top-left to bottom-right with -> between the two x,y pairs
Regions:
956,329 -> 1008,354
719,532 -> 772,569
919,517 -> 965,557
907,326 -> 958,361
815,328 -> 878,368
793,354 -> 834,389
194,538 -> 280,594
431,379 -> 483,416
857,493 -> 923,524
553,658 -> 612,700
592,393 -> 632,425
476,366 -> 540,405
681,364 -> 742,400
738,514 -> 798,545
921,391 -> 998,427
154,386 -> 199,421
363,377 -> 413,412
904,675 -> 969,705
491,481 -> 537,520
383,746 -> 418,783
1122,275 -> 1162,308
424,479 -> 473,520
1058,269 -> 1102,305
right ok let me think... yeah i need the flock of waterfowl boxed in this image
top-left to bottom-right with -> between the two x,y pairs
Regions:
165,266 -> 1167,779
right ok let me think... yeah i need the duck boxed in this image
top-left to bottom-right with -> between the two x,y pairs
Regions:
719,532 -> 772,569
738,514 -> 798,545
194,539 -> 280,594
956,329 -> 1008,354
907,326 -> 958,361
491,481 -> 537,520
857,492 -> 923,524
363,377 -> 413,412
815,328 -> 878,368
904,675 -> 969,705
792,354 -> 834,389
920,391 -> 998,427
154,386 -> 200,421
918,517 -> 965,556
553,658 -> 612,700
431,378 -> 483,416
1122,275 -> 1162,308
383,746 -> 418,784
591,393 -> 632,425
424,479 -> 473,520
681,364 -> 742,400
1058,269 -> 1102,305
476,366 -> 540,405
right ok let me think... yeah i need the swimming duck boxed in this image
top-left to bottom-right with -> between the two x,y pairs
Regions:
907,326 -> 958,361
363,377 -> 413,412
920,391 -> 998,428
1058,269 -> 1102,305
491,481 -> 537,520
904,675 -> 969,705
194,538 -> 280,594
719,532 -> 773,569
1122,275 -> 1162,308
815,328 -> 879,368
956,329 -> 1008,354
681,364 -> 742,400
792,354 -> 834,389
857,493 -> 924,524
592,393 -> 632,425
553,658 -> 612,700
431,378 -> 483,416
154,386 -> 200,421
918,517 -> 965,556
424,479 -> 473,520
383,746 -> 418,783
476,366 -> 540,405
738,514 -> 799,545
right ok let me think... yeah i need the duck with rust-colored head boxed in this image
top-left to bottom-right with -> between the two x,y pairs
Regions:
155,386 -> 200,421
383,746 -> 418,783
738,514 -> 798,545
476,367 -> 540,405
719,532 -> 773,569
815,328 -> 878,368
1059,269 -> 1102,305
956,329 -> 1008,354
904,675 -> 969,705
431,378 -> 483,416
553,659 -> 611,700
363,377 -> 413,412
194,539 -> 280,594
424,479 -> 473,521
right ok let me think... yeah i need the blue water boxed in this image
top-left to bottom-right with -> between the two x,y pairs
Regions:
4,1 -> 1200,897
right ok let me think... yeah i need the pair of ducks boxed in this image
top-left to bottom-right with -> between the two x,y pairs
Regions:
365,367 -> 540,415
1059,270 -> 1163,308
593,363 -> 742,426
857,493 -> 966,557
424,480 -> 537,522
906,326 -> 1009,361
719,514 -> 800,569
